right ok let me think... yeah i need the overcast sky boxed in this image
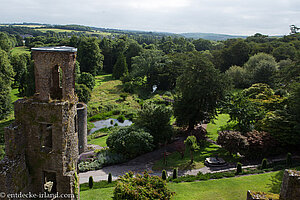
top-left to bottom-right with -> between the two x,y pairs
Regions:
1,0 -> 299,36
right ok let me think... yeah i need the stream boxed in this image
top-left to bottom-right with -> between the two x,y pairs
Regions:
89,118 -> 133,135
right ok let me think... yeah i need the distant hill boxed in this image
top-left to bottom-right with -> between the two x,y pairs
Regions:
180,32 -> 247,41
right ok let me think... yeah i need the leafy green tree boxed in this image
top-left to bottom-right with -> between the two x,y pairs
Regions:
184,136 -> 199,164
130,49 -> 170,91
125,40 -> 143,72
75,84 -> 91,103
225,65 -> 251,88
100,37 -> 114,73
77,37 -> 104,76
135,102 -> 173,145
272,43 -> 297,61
0,49 -> 14,119
0,32 -> 13,52
78,72 -> 95,90
10,53 -> 29,86
174,54 -> 230,130
19,59 -> 35,97
107,126 -> 154,158
244,53 -> 278,85
112,53 -> 128,79
192,38 -> 213,51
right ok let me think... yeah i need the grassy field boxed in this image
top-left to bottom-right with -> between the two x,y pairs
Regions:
80,170 -> 283,200
37,28 -> 111,36
10,46 -> 30,55
207,113 -> 230,141
87,74 -> 140,121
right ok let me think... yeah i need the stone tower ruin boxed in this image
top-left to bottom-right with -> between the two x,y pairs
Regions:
0,46 -> 81,199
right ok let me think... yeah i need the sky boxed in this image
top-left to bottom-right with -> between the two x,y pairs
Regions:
1,0 -> 300,36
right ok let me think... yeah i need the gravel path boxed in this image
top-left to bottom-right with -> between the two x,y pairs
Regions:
79,124 -> 258,184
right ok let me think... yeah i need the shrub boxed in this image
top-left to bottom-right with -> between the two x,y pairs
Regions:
173,168 -> 178,179
286,153 -> 292,167
184,136 -> 199,164
120,93 -> 128,101
107,126 -> 154,158
236,162 -> 243,174
78,72 -> 96,90
135,102 -> 173,145
162,170 -> 167,180
242,130 -> 278,159
89,176 -> 94,189
217,131 -> 248,155
108,173 -> 112,183
117,115 -> 125,123
261,158 -> 268,169
75,83 -> 91,103
113,171 -> 175,200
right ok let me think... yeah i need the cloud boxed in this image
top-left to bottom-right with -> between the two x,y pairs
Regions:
0,0 -> 299,35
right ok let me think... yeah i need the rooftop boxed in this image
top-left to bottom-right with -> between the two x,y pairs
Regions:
31,46 -> 77,52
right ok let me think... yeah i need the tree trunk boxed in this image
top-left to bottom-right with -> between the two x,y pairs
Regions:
190,150 -> 194,164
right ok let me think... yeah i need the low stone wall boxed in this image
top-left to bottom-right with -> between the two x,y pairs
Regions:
247,191 -> 279,200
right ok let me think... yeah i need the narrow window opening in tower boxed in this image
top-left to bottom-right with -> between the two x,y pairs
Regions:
39,123 -> 53,151
51,65 -> 62,99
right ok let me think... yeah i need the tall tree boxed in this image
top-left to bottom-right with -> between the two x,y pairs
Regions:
77,37 -> 104,76
174,54 -> 230,130
112,53 -> 128,79
0,49 -> 14,119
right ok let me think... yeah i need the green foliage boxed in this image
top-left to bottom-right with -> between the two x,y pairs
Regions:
184,136 -> 199,164
236,162 -> 243,174
78,72 -> 95,90
89,176 -> 94,189
0,49 -> 14,119
0,32 -> 14,52
113,171 -> 175,200
77,37 -> 104,76
244,53 -> 278,86
108,173 -> 112,184
78,149 -> 127,172
135,102 -> 173,145
173,168 -> 178,179
221,92 -> 263,132
217,131 -> 248,155
112,53 -> 128,79
130,49 -> 171,91
75,83 -> 91,103
106,126 -> 154,158
225,65 -> 250,88
261,158 -> 268,169
162,170 -> 167,180
174,53 -> 230,130
117,115 -> 125,123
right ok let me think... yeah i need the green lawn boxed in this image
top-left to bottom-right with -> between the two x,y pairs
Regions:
10,46 -> 30,55
88,135 -> 108,147
206,113 -> 230,141
80,171 -> 283,200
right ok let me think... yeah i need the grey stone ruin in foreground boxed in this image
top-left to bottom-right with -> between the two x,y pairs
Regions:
0,46 -> 88,199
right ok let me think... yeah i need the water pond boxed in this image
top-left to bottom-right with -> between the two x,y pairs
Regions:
89,118 -> 132,135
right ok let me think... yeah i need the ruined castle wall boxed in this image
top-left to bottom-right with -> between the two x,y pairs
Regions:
280,169 -> 300,200
31,51 -> 76,102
